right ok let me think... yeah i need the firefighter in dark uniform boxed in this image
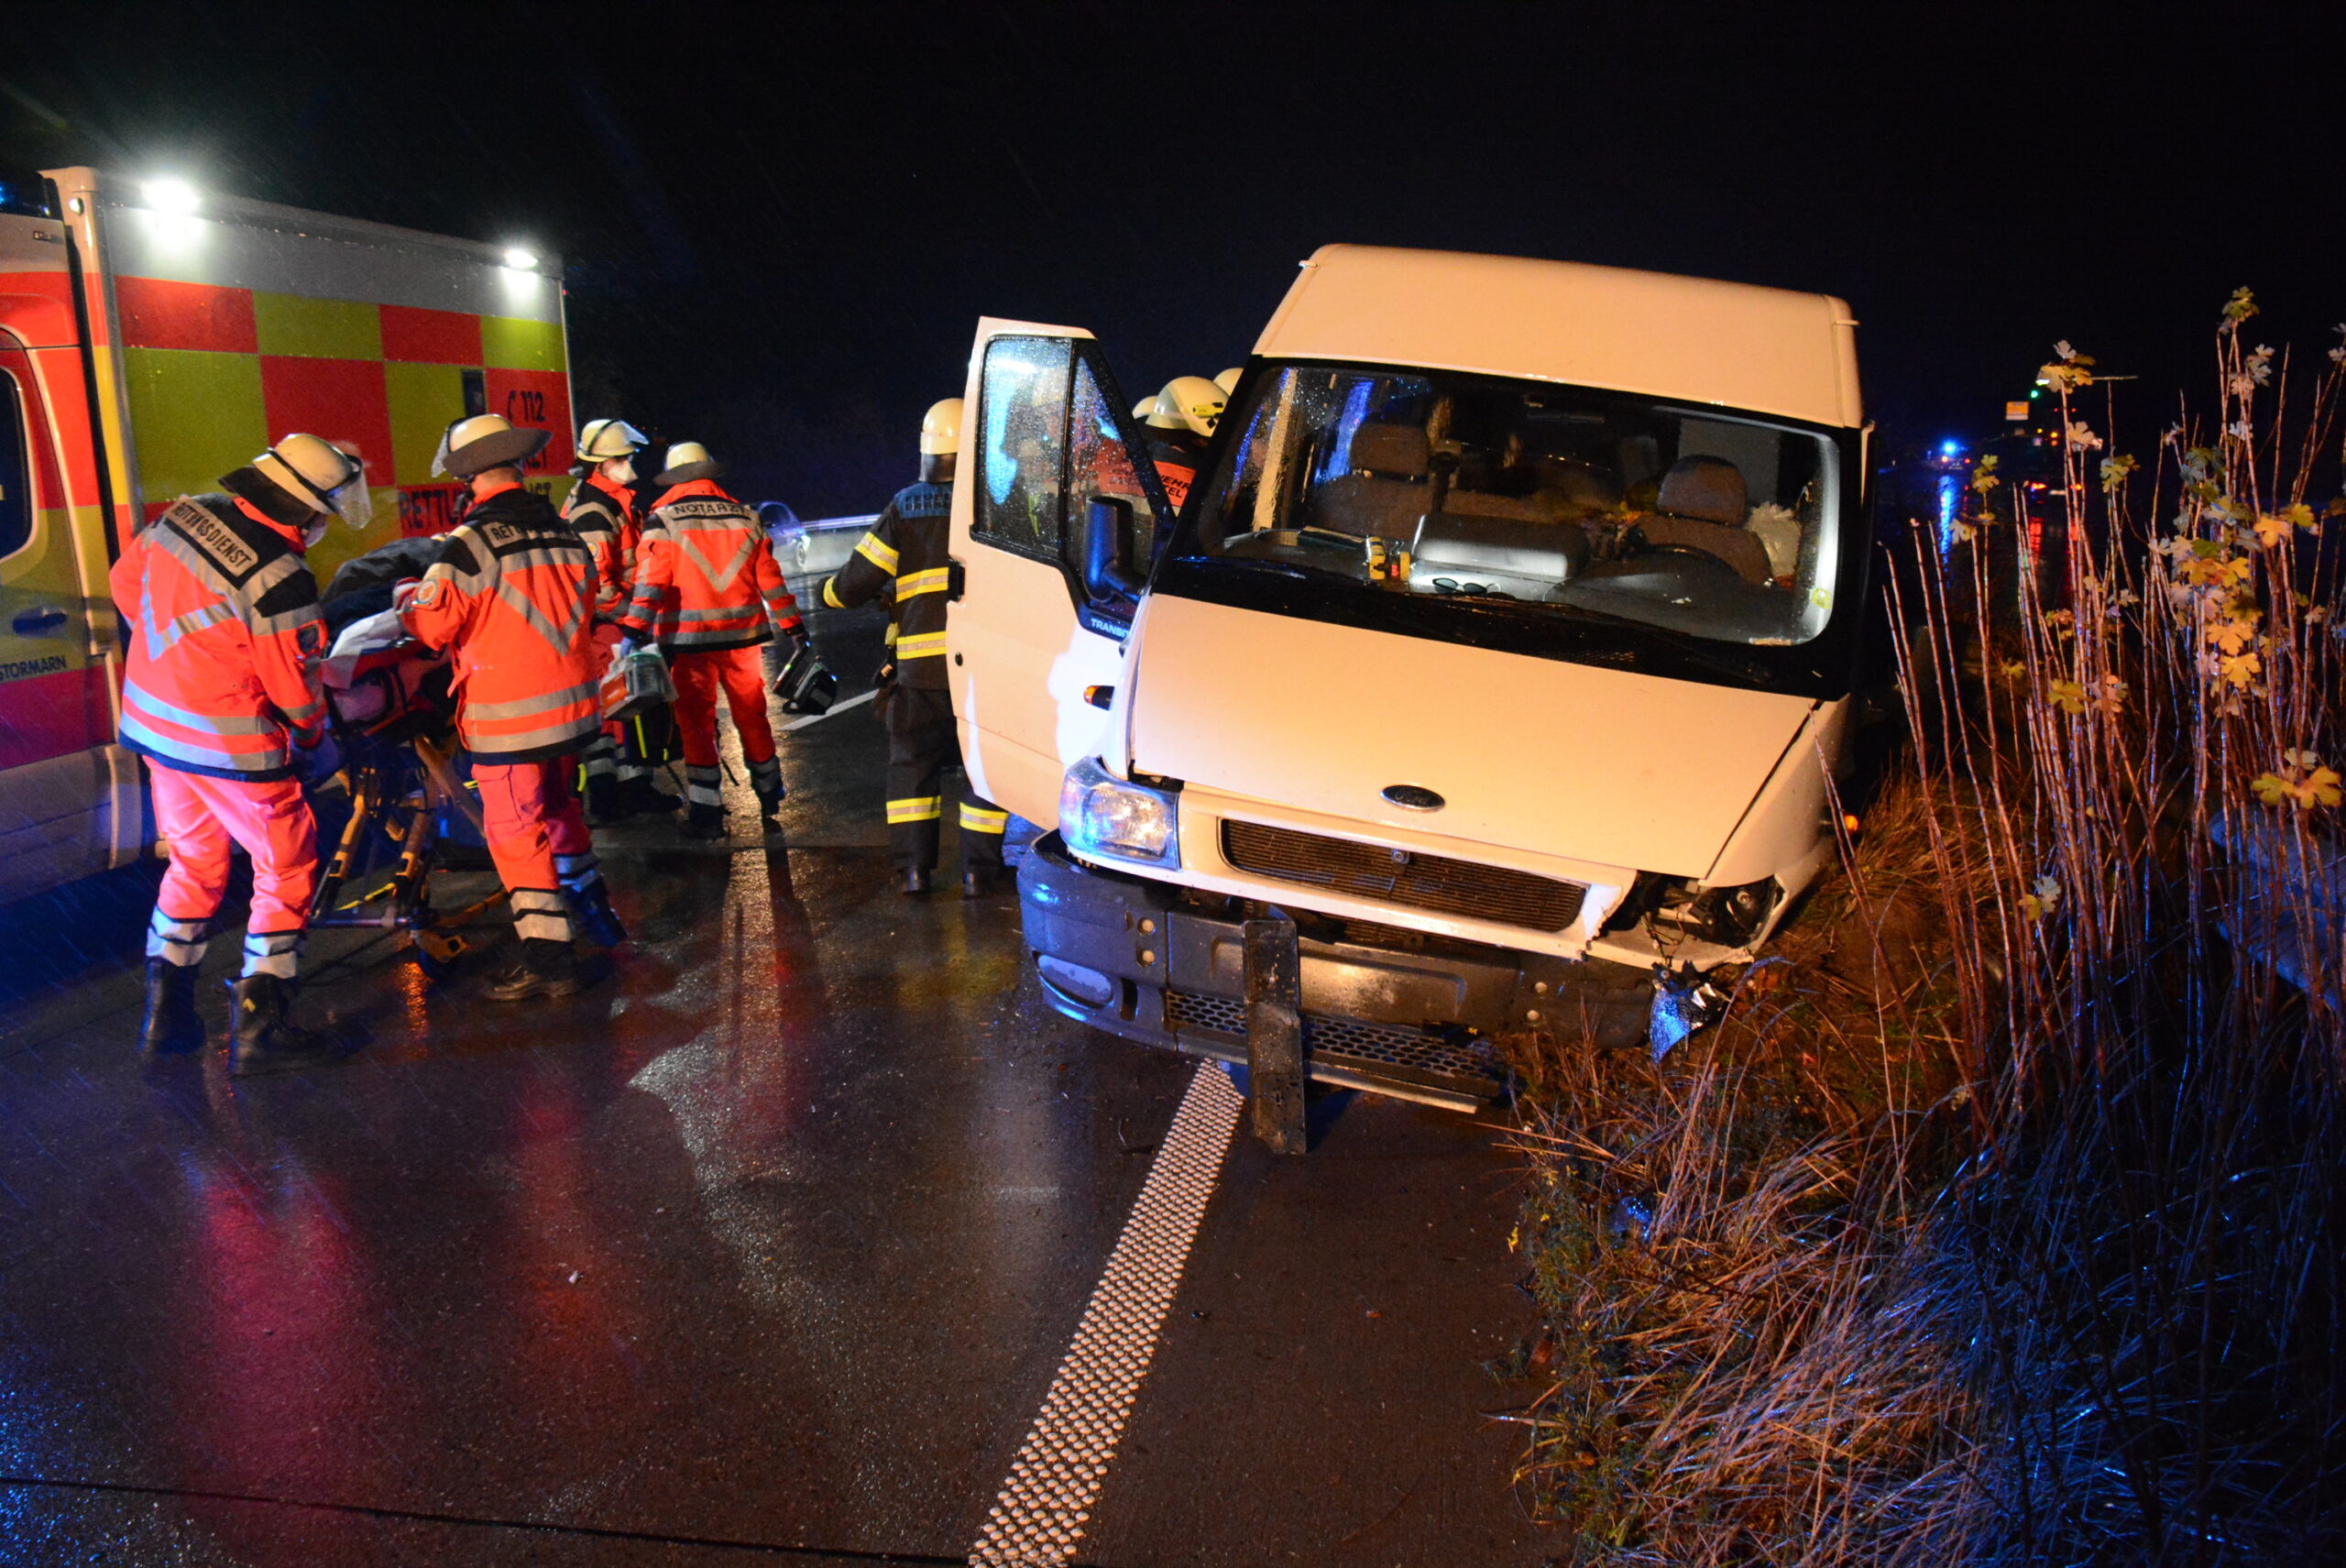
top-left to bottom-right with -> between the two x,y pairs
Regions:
820,398 -> 1007,896
1139,375 -> 1225,513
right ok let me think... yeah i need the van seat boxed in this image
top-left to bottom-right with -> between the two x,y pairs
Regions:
1316,422 -> 1433,538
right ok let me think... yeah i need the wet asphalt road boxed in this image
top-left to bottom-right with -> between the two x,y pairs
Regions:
0,594 -> 1559,1566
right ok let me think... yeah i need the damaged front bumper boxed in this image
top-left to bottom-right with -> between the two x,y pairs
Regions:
1017,833 -> 1654,1110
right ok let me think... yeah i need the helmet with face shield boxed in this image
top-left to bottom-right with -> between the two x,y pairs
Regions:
576,417 -> 648,483
251,433 -> 372,545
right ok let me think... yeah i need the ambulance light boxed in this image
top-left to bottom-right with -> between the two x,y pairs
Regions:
145,179 -> 200,215
502,247 -> 539,271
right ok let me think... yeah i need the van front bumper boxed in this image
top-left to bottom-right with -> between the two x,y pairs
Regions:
1017,832 -> 1653,1110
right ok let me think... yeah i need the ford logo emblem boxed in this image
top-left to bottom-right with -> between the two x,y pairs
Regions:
1381,784 -> 1445,812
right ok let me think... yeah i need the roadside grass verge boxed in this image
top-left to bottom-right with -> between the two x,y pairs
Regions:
1502,298 -> 2346,1564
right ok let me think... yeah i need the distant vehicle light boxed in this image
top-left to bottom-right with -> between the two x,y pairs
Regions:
145,178 -> 200,214
1939,439 -> 1961,455
501,247 -> 538,270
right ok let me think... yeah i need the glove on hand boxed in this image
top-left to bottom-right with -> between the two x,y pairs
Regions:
293,729 -> 344,790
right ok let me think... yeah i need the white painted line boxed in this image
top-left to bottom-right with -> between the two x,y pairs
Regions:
970,1065 -> 1244,1566
780,686 -> 877,732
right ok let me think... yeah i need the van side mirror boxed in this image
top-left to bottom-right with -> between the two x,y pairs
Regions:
1082,496 -> 1146,602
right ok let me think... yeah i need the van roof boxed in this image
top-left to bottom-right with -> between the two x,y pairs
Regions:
1253,245 -> 1861,429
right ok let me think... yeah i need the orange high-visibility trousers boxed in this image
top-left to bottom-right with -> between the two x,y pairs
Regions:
147,766 -> 318,977
671,644 -> 782,807
474,757 -> 595,944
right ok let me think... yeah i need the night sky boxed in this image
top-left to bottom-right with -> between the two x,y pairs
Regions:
8,3 -> 2341,516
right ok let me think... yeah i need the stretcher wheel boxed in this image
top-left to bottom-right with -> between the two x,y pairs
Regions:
410,927 -> 467,983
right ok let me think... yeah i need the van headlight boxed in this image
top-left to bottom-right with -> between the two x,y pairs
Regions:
1060,757 -> 1180,869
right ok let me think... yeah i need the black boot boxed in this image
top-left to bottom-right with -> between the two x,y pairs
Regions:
961,868 -> 999,899
585,772 -> 630,825
228,973 -> 344,1077
754,791 -> 784,828
680,802 -> 727,839
901,866 -> 933,896
566,879 -> 628,947
625,775 -> 682,815
485,938 -> 582,1002
139,959 -> 205,1056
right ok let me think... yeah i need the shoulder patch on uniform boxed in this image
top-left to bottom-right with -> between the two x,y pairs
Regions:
160,497 -> 276,586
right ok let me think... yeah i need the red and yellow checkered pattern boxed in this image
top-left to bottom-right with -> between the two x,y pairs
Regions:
112,276 -> 574,583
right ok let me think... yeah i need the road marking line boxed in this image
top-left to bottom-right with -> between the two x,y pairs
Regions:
970,1065 -> 1244,1566
780,686 -> 877,732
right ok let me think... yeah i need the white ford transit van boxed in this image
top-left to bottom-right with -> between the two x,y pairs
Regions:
945,245 -> 1869,1111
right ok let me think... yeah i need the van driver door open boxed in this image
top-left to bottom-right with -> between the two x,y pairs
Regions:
945,319 -> 1170,828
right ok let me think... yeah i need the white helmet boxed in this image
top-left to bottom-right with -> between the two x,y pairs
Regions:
1213,367 -> 1242,394
652,440 -> 722,487
577,418 -> 648,461
252,433 -> 371,532
919,398 -> 963,456
433,413 -> 550,479
1133,397 -> 1157,422
1151,376 -> 1225,438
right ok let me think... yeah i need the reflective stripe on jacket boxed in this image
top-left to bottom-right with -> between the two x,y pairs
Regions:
619,478 -> 802,651
561,473 -> 641,623
400,483 -> 602,762
109,494 -> 327,780
820,480 -> 953,689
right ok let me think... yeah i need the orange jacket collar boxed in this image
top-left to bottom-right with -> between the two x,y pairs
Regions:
231,497 -> 309,553
471,476 -> 526,503
586,471 -> 640,515
652,477 -> 733,510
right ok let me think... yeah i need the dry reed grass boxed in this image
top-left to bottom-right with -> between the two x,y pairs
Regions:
1507,296 -> 2346,1564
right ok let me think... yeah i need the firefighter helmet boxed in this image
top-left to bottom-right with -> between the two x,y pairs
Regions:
1213,367 -> 1242,394
653,441 -> 722,487
918,398 -> 963,456
252,433 -> 372,530
433,413 -> 550,479
1151,376 -> 1225,437
576,418 -> 648,462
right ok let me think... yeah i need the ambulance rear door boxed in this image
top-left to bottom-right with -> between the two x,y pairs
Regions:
0,178 -> 137,903
945,320 -> 1170,828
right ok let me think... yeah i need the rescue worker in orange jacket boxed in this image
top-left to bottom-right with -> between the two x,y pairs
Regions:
1140,376 -> 1225,513
561,417 -> 678,822
617,442 -> 806,839
400,414 -> 624,1001
820,399 -> 1007,896
115,433 -> 367,1074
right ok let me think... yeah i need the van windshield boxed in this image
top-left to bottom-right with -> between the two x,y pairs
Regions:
1169,365 -> 1847,648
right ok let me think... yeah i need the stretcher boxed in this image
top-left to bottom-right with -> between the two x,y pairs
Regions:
304,608 -> 500,980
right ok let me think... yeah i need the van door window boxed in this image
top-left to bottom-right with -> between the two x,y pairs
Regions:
0,368 -> 30,559
975,335 -> 1074,560
972,336 -> 1169,613
1067,351 -> 1163,576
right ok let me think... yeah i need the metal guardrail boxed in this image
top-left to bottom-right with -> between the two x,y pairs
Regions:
771,514 -> 879,582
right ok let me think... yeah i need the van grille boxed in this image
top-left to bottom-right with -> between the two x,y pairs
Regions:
1219,820 -> 1586,932
1163,990 -> 1503,1096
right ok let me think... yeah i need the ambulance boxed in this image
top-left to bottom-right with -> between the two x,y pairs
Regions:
948,246 -> 1870,1110
0,167 -> 574,903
